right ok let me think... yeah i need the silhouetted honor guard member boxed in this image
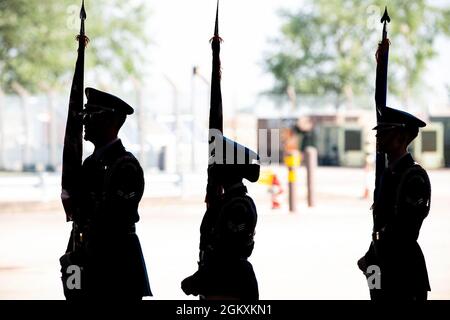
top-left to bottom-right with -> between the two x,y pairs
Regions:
182,134 -> 260,300
358,107 -> 431,301
60,0 -> 86,300
61,88 -> 152,300
181,0 -> 259,300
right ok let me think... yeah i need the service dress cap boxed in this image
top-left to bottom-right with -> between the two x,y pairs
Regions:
373,106 -> 426,131
209,133 -> 260,182
85,87 -> 134,115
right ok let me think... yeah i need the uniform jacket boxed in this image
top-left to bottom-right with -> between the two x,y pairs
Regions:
65,139 -> 151,299
363,153 -> 431,294
186,183 -> 259,299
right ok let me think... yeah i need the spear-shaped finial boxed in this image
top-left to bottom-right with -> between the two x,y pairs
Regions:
381,6 -> 390,23
214,0 -> 219,37
78,0 -> 89,47
381,6 -> 390,40
80,0 -> 87,20
210,0 -> 222,43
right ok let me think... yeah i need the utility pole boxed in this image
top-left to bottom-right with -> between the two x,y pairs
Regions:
0,88 -> 5,170
164,74 -> 181,176
12,82 -> 33,172
40,83 -> 58,172
191,66 -> 210,172
131,77 -> 147,169
190,67 -> 197,172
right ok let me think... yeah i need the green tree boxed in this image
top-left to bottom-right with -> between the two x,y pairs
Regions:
0,0 -> 151,93
264,0 -> 450,109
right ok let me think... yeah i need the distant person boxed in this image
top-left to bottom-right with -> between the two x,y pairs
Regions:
60,88 -> 151,300
358,106 -> 431,301
294,116 -> 315,152
181,135 -> 260,300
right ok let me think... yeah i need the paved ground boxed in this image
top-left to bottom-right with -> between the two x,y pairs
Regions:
0,167 -> 449,300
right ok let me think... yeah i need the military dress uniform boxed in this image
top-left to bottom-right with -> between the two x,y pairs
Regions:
182,135 -> 260,300
193,183 -> 258,299
61,88 -> 151,300
360,107 -> 431,300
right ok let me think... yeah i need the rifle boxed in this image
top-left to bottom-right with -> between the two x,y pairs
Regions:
206,0 -> 224,208
374,7 -> 390,201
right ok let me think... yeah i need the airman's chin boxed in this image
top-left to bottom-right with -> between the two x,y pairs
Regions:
376,144 -> 384,153
83,134 -> 91,142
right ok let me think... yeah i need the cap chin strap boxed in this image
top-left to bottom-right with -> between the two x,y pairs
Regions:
374,122 -> 406,130
84,103 -> 115,113
224,181 -> 245,193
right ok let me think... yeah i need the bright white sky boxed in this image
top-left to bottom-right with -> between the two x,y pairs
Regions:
144,0 -> 450,114
145,0 -> 302,114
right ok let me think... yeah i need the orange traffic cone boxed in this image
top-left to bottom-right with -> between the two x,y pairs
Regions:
362,162 -> 371,200
270,174 -> 283,209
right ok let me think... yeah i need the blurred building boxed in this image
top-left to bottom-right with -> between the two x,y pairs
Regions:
257,109 -> 447,169
0,90 -> 448,172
